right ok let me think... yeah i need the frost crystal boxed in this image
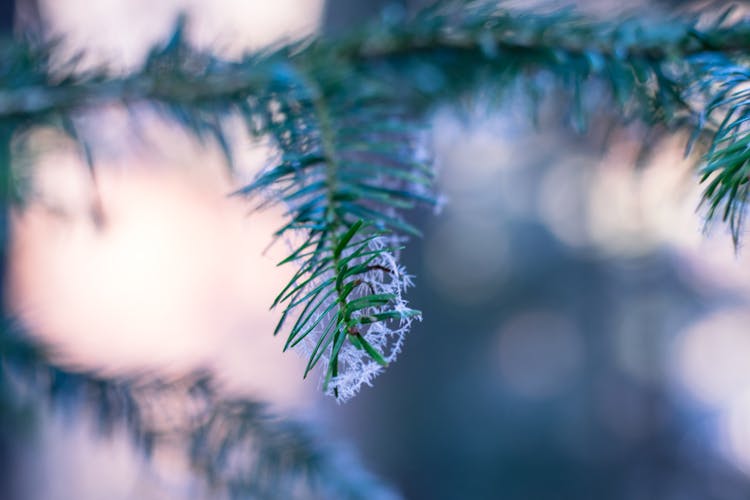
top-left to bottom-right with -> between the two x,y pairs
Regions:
293,234 -> 420,402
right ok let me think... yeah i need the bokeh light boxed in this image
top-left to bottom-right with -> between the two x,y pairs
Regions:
493,310 -> 584,399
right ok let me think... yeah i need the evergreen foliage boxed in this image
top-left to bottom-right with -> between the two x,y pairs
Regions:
0,322 -> 397,499
4,0 -> 750,495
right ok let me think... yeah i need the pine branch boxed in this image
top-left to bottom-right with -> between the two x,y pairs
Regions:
3,1 -> 750,397
0,4 -> 746,118
234,60 -> 433,400
0,322 -> 397,499
690,54 -> 750,245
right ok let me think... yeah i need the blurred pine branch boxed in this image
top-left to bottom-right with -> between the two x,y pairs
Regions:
0,320 -> 398,499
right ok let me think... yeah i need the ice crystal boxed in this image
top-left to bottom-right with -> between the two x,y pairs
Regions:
292,234 -> 420,402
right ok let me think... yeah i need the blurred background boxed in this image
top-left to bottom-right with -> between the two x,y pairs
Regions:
6,0 -> 750,499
